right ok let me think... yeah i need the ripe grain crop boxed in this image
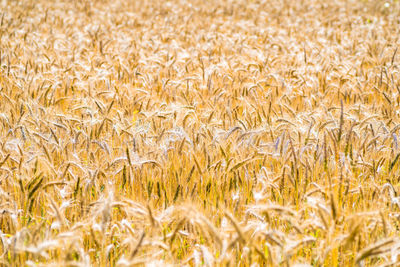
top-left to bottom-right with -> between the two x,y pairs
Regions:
1,0 -> 400,266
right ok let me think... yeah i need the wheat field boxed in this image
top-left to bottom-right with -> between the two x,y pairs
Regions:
1,0 -> 400,266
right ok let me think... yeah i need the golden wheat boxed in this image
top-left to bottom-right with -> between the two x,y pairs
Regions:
1,0 -> 400,266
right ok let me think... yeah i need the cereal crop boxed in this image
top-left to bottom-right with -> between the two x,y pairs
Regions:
1,0 -> 400,266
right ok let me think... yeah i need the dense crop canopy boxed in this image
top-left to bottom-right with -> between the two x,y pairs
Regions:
1,0 -> 400,266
